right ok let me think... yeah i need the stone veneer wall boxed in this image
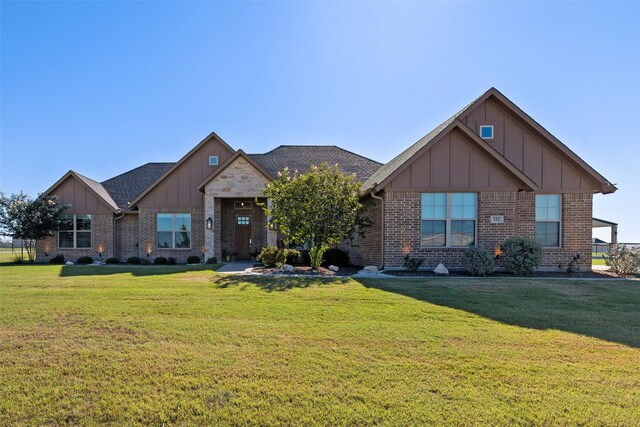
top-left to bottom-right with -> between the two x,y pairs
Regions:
116,213 -> 140,261
383,191 -> 592,270
35,214 -> 114,263
340,195 -> 383,267
138,207 -> 205,263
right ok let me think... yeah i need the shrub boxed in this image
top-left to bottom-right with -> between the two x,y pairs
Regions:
167,257 -> 177,265
153,256 -> 167,265
105,257 -> 119,264
206,257 -> 218,264
604,244 -> 640,275
140,257 -> 152,265
257,246 -> 280,267
49,254 -> 65,264
300,250 -> 311,266
13,255 -> 24,264
322,248 -> 350,267
187,255 -> 201,264
127,256 -> 141,265
77,256 -> 93,265
563,254 -> 581,274
462,247 -> 495,276
282,249 -> 300,265
403,254 -> 423,272
500,237 -> 542,276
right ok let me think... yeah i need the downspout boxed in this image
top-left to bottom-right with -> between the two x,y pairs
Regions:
370,189 -> 384,270
113,210 -> 125,260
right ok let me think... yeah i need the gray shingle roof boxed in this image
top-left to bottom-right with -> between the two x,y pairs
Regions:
102,163 -> 174,209
248,146 -> 382,182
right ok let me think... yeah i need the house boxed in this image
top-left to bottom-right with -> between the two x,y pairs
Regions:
35,88 -> 616,269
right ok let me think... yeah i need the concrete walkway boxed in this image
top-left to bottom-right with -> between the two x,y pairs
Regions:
216,262 -> 254,274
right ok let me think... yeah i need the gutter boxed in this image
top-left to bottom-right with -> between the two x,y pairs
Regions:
370,189 -> 384,270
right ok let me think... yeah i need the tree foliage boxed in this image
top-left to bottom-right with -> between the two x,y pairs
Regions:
0,192 -> 66,263
262,163 -> 362,269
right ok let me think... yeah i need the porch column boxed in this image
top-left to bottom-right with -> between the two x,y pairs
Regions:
266,198 -> 277,247
205,192 -> 216,260
611,225 -> 618,245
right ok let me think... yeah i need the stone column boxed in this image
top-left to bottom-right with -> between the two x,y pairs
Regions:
205,192 -> 216,260
266,198 -> 277,247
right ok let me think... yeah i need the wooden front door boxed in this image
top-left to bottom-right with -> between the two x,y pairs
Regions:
235,215 -> 251,260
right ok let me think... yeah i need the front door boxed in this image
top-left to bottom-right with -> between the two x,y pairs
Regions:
235,215 -> 251,260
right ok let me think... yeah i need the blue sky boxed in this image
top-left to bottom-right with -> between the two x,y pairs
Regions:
1,1 -> 639,241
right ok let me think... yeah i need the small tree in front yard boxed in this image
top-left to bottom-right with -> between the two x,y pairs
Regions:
262,163 -> 362,269
0,192 -> 66,263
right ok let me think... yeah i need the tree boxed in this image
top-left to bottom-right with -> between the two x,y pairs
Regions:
0,192 -> 66,263
262,163 -> 362,269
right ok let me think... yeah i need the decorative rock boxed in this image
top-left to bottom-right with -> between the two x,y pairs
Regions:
65,261 -> 74,266
363,265 -> 378,272
280,264 -> 294,273
434,263 -> 449,275
328,265 -> 339,272
352,268 -> 392,278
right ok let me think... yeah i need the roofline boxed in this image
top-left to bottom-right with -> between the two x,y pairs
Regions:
129,132 -> 235,206
196,149 -> 274,192
42,170 -> 120,213
101,162 -> 175,185
592,217 -> 618,226
247,145 -> 383,166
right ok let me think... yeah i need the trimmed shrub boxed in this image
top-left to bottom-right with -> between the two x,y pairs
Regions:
206,257 -> 218,264
167,257 -> 177,265
140,258 -> 152,265
153,256 -> 168,265
77,256 -> 93,265
105,257 -> 119,264
257,246 -> 280,267
462,247 -> 495,276
322,248 -> 350,267
127,256 -> 141,265
187,255 -> 201,264
282,249 -> 300,265
403,254 -> 423,272
604,244 -> 640,275
49,254 -> 65,264
500,237 -> 542,276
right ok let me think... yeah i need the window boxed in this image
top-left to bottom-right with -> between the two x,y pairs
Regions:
209,156 -> 219,166
157,213 -> 191,249
421,193 -> 476,247
237,216 -> 250,225
479,125 -> 494,140
58,214 -> 92,248
535,194 -> 561,247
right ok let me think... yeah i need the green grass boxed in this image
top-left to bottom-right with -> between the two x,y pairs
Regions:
1,265 -> 639,425
592,252 -> 608,266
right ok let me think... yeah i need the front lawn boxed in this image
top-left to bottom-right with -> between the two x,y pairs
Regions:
0,264 -> 638,425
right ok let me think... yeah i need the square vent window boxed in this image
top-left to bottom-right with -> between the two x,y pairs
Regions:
209,156 -> 219,166
479,125 -> 494,140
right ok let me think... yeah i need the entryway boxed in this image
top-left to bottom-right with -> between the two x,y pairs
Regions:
235,214 -> 251,260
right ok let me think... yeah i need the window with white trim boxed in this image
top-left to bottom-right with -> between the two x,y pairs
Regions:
209,156 -> 219,166
535,194 -> 561,247
157,213 -> 191,249
479,125 -> 494,140
421,193 -> 476,247
59,214 -> 92,248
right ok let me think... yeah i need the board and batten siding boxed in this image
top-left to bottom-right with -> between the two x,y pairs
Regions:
50,176 -> 114,214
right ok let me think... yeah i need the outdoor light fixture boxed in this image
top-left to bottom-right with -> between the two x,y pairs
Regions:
206,217 -> 213,229
146,244 -> 152,258
98,244 -> 104,258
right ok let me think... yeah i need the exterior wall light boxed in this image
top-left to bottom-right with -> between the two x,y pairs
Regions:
98,244 -> 104,258
206,217 -> 213,230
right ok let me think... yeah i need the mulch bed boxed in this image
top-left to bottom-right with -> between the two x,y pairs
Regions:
384,269 -> 639,279
250,265 -> 361,277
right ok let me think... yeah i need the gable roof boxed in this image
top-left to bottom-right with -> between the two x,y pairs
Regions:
102,163 -> 174,210
128,131 -> 234,206
196,150 -> 274,191
43,170 -> 120,213
363,87 -> 617,194
248,145 -> 382,182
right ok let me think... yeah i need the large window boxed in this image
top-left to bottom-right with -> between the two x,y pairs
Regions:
59,214 -> 92,248
421,193 -> 476,247
157,213 -> 191,249
535,194 -> 561,247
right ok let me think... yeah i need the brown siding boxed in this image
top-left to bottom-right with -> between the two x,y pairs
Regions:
51,176 -> 113,214
137,139 -> 233,208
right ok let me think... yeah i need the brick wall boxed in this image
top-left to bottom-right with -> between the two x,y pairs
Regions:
138,207 -> 205,263
383,191 -> 593,270
340,195 -> 383,267
116,213 -> 139,261
35,214 -> 114,263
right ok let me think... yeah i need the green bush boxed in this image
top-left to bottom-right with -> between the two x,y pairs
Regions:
105,257 -> 119,264
49,254 -> 65,264
187,255 -> 201,264
153,256 -> 167,265
282,249 -> 300,265
604,245 -> 640,275
206,257 -> 218,264
13,255 -> 24,264
500,237 -> 542,276
167,257 -> 177,265
77,256 -> 93,265
140,258 -> 152,265
127,256 -> 141,265
462,247 -> 495,276
322,248 -> 350,267
403,254 -> 423,272
257,246 -> 280,267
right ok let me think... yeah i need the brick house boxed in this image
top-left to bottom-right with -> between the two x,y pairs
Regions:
36,88 -> 616,269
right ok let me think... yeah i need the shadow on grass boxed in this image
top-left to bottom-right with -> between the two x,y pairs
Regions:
354,277 -> 640,348
211,274 -> 350,292
58,264 -> 221,277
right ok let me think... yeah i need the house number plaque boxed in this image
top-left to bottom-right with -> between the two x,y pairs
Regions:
490,215 -> 505,224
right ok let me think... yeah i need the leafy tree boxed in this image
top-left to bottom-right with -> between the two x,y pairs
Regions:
262,163 -> 362,269
0,192 -> 66,263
